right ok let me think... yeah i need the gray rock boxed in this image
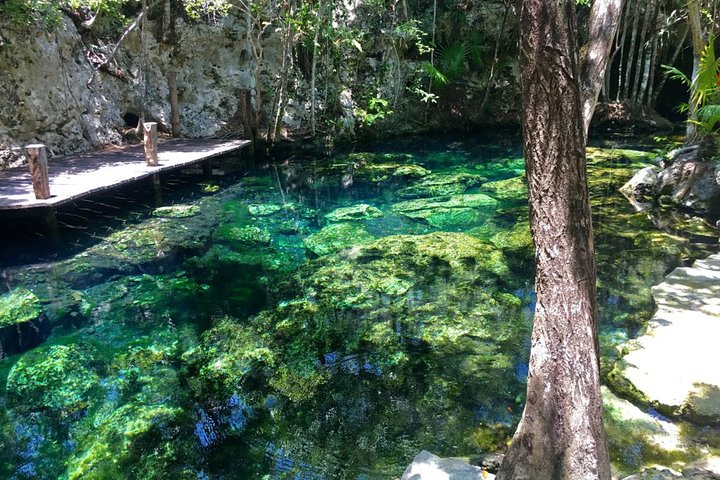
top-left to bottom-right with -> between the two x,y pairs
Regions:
469,452 -> 504,473
401,450 -> 494,480
620,165 -> 659,200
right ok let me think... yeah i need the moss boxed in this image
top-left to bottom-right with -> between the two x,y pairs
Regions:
397,172 -> 485,199
152,205 -> 200,218
0,288 -> 42,328
325,204 -> 384,222
303,223 -> 375,257
6,343 -> 107,416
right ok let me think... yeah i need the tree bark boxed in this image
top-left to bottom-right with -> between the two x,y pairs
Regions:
630,3 -> 651,104
580,0 -> 625,137
686,0 -> 706,142
650,24 -> 688,107
166,71 -> 180,137
614,0 -> 632,101
621,3 -> 640,100
496,0 -> 611,478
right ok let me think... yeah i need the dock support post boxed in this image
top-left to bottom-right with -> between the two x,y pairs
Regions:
143,122 -> 159,166
202,160 -> 212,177
42,208 -> 61,243
152,173 -> 162,205
25,144 -> 51,200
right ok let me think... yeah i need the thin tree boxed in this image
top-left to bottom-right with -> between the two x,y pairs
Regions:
496,0 -> 613,478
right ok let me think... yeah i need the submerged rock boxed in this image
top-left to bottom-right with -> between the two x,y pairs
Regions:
397,172 -> 485,199
248,203 -> 283,216
152,204 -> 201,218
482,175 -> 528,202
392,194 -> 498,228
6,343 -> 106,416
0,288 -> 49,359
324,204 -> 383,222
303,223 -> 375,256
213,225 -> 272,247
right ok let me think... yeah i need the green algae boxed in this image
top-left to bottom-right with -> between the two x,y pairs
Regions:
482,175 -> 528,203
397,172 -> 485,199
6,343 -> 106,416
0,139 -> 716,479
213,224 -> 272,246
303,223 -> 375,257
248,203 -> 283,216
152,205 -> 201,218
392,194 -> 498,228
325,204 -> 384,222
0,288 -> 42,328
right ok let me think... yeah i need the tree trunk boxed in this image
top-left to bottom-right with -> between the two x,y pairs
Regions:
580,0 -> 625,137
309,0 -> 321,137
614,0 -> 632,101
650,24 -> 688,107
636,0 -> 657,104
496,0 -> 611,478
480,0 -> 512,115
166,71 -> 180,136
622,3 -> 640,100
630,3 -> 650,104
686,0 -> 706,143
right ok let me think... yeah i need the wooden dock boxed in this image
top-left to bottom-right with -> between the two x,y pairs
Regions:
0,138 -> 251,211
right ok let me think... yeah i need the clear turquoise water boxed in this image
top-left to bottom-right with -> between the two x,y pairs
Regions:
0,134 -> 716,479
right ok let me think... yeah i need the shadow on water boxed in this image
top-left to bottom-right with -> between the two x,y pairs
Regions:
0,133 -> 717,479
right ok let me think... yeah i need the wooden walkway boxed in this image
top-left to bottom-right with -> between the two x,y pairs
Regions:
0,138 -> 250,210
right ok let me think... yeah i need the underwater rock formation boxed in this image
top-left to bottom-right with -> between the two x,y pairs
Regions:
0,288 -> 49,359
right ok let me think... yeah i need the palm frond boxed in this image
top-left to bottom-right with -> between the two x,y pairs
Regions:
696,104 -> 720,132
422,61 -> 449,87
661,64 -> 691,87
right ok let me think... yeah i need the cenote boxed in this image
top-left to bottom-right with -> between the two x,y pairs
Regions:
1,134 -> 719,479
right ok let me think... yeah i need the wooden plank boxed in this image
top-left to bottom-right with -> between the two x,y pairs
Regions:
0,138 -> 250,210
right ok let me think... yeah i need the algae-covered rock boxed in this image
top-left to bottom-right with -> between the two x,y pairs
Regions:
213,225 -> 272,247
190,232 -> 528,436
152,205 -> 201,218
0,288 -> 50,359
65,403 -> 184,480
325,204 -> 384,222
392,194 -> 498,228
7,343 -> 107,416
248,203 -> 283,216
482,176 -> 528,202
303,223 -> 375,257
0,288 -> 42,328
397,172 -> 485,199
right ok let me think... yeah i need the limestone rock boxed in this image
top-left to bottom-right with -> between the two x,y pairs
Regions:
0,288 -> 49,359
401,450 -> 494,480
324,204 -> 383,222
611,253 -> 720,423
620,166 -> 660,201
303,223 -> 375,257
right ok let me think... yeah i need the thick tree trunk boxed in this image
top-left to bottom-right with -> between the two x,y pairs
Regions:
580,0 -> 625,137
496,0 -> 611,479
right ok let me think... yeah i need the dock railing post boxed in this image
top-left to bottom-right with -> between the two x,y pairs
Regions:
25,144 -> 51,200
143,122 -> 159,166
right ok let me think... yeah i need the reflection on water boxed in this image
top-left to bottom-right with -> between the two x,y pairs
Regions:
0,135 -> 717,479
